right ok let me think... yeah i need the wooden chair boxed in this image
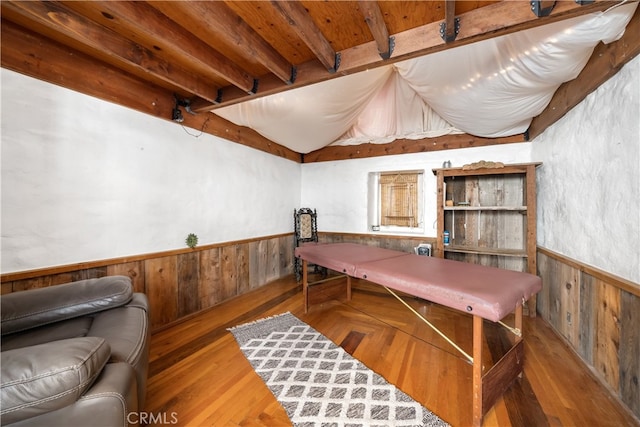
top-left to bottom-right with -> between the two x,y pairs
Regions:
293,208 -> 326,282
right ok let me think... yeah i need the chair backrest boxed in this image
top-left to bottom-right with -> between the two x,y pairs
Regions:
294,208 -> 318,244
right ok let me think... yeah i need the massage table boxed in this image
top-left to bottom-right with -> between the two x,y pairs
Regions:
294,242 -> 542,427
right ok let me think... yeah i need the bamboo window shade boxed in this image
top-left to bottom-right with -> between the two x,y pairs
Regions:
380,172 -> 419,227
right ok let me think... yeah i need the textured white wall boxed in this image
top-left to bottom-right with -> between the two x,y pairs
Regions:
301,143 -> 533,236
532,56 -> 640,284
1,69 -> 301,274
3,55 -> 638,282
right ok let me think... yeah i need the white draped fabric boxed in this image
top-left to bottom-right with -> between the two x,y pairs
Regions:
214,3 -> 637,154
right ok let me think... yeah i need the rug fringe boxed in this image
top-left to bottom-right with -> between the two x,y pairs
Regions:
226,312 -> 292,332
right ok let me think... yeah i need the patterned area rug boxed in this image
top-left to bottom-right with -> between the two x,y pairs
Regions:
228,312 -> 449,427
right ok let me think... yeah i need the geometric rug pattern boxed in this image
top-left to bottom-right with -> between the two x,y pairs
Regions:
228,312 -> 449,427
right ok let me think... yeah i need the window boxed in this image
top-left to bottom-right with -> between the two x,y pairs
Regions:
368,170 -> 424,233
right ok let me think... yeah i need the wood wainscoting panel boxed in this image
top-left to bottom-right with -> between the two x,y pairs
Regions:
5,268 -> 109,293
318,232 -> 436,254
249,239 -> 269,290
1,234 -> 295,332
220,244 -> 242,302
537,247 -> 640,422
535,250 -> 551,320
268,236 -> 281,285
145,256 -> 179,329
578,271 -> 596,365
620,290 -> 640,416
235,243 -> 251,296
199,247 -> 222,309
178,251 -> 201,318
595,278 -> 621,392
107,261 -> 145,293
560,260 -> 581,349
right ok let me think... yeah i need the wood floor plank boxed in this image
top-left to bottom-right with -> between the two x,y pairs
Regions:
339,330 -> 366,355
145,276 -> 640,427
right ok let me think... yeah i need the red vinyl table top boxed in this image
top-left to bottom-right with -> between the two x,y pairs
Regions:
295,243 -> 407,276
295,243 -> 542,322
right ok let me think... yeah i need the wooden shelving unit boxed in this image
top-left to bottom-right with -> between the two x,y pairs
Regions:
433,162 -> 541,315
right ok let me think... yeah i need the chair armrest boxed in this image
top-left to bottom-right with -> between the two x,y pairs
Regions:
125,293 -> 149,312
5,363 -> 139,427
0,337 -> 111,425
1,276 -> 133,335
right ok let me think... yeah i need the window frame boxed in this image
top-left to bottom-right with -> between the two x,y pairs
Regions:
368,169 -> 425,234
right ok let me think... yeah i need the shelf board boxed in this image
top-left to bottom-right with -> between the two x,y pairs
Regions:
444,245 -> 528,257
444,206 -> 527,211
432,162 -> 542,176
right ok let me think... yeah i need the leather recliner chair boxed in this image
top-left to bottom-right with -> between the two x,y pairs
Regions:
1,276 -> 150,426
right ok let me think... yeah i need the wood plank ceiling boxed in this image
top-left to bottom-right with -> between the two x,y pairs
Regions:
2,1 -> 639,162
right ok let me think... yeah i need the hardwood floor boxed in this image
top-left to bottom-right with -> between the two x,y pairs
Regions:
145,276 -> 639,427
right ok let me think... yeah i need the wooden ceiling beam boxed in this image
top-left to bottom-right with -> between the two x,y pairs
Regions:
1,17 -> 169,119
91,0 -> 257,94
3,0 -> 221,104
358,0 -> 392,59
158,1 -> 296,85
270,0 -> 338,73
193,0 -> 619,113
302,134 -> 527,163
0,18 -> 301,163
527,5 -> 640,140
